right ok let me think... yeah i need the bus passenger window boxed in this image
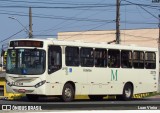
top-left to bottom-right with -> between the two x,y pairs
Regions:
48,46 -> 62,74
145,52 -> 156,69
133,51 -> 144,69
80,48 -> 94,67
108,49 -> 120,68
94,49 -> 107,67
121,50 -> 132,68
65,46 -> 79,66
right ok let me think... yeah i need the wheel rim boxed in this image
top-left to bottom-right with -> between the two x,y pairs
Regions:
64,88 -> 72,99
125,88 -> 131,98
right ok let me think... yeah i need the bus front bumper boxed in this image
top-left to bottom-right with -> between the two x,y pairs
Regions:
6,83 -> 46,95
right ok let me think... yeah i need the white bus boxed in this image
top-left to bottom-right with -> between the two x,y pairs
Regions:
5,38 -> 159,102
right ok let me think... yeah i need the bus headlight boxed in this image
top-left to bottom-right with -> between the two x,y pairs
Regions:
35,80 -> 46,88
5,79 -> 12,87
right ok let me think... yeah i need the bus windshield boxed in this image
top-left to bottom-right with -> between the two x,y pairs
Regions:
6,49 -> 46,75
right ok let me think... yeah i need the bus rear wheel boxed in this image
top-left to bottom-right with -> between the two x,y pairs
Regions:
117,83 -> 133,101
61,83 -> 75,102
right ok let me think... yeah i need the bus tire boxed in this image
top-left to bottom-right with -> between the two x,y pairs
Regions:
117,83 -> 133,101
26,94 -> 39,102
61,83 -> 75,102
88,95 -> 103,101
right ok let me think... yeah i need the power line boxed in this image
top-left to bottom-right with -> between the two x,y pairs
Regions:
121,33 -> 157,40
0,3 -> 159,9
0,5 -> 120,9
120,21 -> 158,25
122,0 -> 159,8
0,29 -> 24,44
62,20 -> 115,40
0,0 -> 132,7
0,10 -> 157,25
33,28 -> 159,38
139,5 -> 159,19
1,0 -> 159,8
1,0 -> 158,42
34,23 -> 107,32
122,0 -> 159,19
0,12 -> 114,23
0,0 -> 126,6
36,0 -> 111,36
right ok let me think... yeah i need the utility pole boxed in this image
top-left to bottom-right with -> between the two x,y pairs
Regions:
116,0 -> 120,44
158,14 -> 160,58
29,7 -> 33,38
158,14 -> 160,93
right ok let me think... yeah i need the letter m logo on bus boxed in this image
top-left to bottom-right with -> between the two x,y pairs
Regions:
111,69 -> 118,81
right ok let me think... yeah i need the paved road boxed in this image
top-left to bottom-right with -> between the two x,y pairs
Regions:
0,97 -> 160,110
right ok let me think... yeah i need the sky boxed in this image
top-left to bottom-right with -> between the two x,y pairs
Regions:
0,0 -> 159,49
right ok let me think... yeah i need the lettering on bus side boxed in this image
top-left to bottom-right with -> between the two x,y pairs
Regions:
150,71 -> 156,80
111,69 -> 118,81
83,69 -> 92,72
150,71 -> 156,74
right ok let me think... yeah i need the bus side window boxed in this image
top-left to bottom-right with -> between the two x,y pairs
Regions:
48,45 -> 62,74
121,50 -> 132,68
94,48 -> 107,67
145,52 -> 156,69
133,51 -> 144,69
80,47 -> 94,67
65,46 -> 79,66
108,49 -> 120,68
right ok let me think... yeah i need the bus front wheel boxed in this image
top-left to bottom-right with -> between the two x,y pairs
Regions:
61,83 -> 75,102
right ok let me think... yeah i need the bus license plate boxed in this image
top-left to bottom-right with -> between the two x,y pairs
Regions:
18,89 -> 26,93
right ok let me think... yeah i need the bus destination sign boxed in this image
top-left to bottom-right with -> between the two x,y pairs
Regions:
10,40 -> 43,47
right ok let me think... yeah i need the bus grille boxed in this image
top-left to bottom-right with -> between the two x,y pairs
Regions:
9,77 -> 38,83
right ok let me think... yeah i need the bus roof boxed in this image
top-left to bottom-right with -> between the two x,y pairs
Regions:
9,38 -> 158,52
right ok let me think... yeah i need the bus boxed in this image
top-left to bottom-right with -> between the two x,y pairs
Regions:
5,38 -> 159,102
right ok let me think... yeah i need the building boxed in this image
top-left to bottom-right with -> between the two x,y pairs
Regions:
58,28 -> 159,48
